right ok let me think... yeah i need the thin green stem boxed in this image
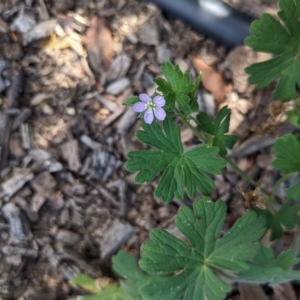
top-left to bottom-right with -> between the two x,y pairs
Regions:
272,173 -> 294,196
175,108 -> 208,142
175,109 -> 268,195
224,156 -> 269,196
224,157 -> 259,188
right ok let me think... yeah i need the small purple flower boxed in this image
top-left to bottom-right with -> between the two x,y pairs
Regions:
133,94 -> 166,124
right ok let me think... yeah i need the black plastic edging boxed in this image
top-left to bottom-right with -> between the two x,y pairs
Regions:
145,0 -> 255,48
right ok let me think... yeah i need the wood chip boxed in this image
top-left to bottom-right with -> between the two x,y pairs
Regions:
29,149 -> 63,173
56,229 -> 81,246
117,108 -> 137,135
60,140 -> 81,172
1,168 -> 34,200
20,123 -> 31,150
273,282 -> 298,300
100,219 -> 135,260
2,245 -> 38,258
22,19 -> 57,45
90,149 -> 120,183
12,108 -> 32,130
80,135 -> 102,150
138,18 -> 159,45
31,171 -> 56,193
156,44 -> 172,65
106,54 -> 132,82
238,282 -> 268,300
106,78 -> 131,95
232,136 -> 275,157
2,203 -> 33,240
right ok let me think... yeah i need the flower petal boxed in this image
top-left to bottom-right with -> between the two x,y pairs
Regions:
144,109 -> 154,124
139,93 -> 151,102
154,107 -> 166,121
133,102 -> 146,112
153,95 -> 166,107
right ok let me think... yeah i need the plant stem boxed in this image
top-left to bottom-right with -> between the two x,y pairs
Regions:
176,110 -> 269,195
224,157 -> 258,188
224,156 -> 269,196
175,109 -> 208,142
271,173 -> 293,196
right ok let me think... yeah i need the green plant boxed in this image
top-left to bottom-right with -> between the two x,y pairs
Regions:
72,0 -> 300,298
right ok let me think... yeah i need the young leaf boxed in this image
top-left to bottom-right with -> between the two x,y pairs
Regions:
139,198 -> 266,300
112,250 -> 149,299
189,72 -> 202,112
71,275 -> 134,300
272,134 -> 300,175
256,199 -> 300,240
238,245 -> 300,286
244,0 -> 300,101
70,274 -> 101,294
76,284 -> 134,300
197,106 -> 237,156
154,61 -> 195,112
123,96 -> 139,106
125,118 -> 226,203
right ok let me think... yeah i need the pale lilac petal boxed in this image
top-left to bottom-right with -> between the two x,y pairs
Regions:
139,93 -> 151,102
133,102 -> 146,112
154,107 -> 166,121
144,109 -> 154,124
153,95 -> 166,107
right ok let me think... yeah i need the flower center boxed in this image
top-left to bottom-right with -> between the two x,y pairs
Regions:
145,101 -> 156,111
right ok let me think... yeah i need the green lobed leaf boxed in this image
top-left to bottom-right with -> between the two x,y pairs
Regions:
272,134 -> 300,175
244,0 -> 300,101
238,245 -> 300,286
154,61 -> 195,112
256,199 -> 300,240
197,106 -> 237,156
123,96 -> 139,106
71,275 -> 134,300
189,72 -> 202,112
139,198 -> 266,300
125,117 -> 226,203
112,250 -> 149,299
76,284 -> 134,300
70,274 -> 101,294
286,110 -> 300,129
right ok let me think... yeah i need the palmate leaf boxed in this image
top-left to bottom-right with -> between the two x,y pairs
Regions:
125,118 -> 226,203
112,250 -> 149,299
238,245 -> 300,286
272,134 -> 300,199
76,284 -> 133,300
245,0 -> 300,101
196,106 -> 237,156
139,198 -> 266,300
70,275 -> 133,300
256,199 -> 300,240
154,61 -> 195,112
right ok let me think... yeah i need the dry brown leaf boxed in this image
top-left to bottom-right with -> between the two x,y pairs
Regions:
86,16 -> 115,73
189,55 -> 231,107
